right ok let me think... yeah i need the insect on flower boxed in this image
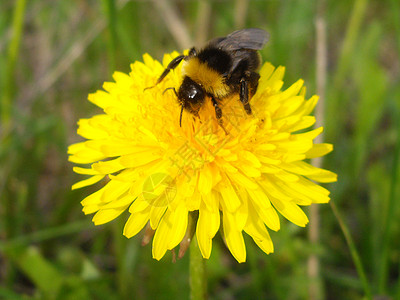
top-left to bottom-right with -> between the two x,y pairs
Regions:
69,28 -> 337,263
147,28 -> 269,133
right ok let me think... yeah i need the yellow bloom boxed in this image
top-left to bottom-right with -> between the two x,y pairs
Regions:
68,52 -> 337,262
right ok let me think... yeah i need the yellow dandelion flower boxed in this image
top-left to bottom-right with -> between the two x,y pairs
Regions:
68,52 -> 337,263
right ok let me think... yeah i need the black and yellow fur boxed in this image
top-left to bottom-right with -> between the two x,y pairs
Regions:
149,28 -> 269,132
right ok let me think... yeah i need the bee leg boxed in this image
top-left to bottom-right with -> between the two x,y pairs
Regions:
239,77 -> 252,115
145,48 -> 198,91
157,55 -> 187,84
154,48 -> 197,86
179,105 -> 184,127
156,48 -> 197,84
211,97 -> 228,135
144,55 -> 186,92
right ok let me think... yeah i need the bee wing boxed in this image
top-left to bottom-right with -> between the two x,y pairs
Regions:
213,28 -> 269,51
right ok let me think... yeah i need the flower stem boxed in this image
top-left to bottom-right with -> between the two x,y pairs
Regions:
190,235 -> 207,300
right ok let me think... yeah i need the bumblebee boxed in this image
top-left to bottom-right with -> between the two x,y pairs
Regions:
151,28 -> 269,131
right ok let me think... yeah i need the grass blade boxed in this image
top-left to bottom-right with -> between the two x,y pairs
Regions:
330,200 -> 372,299
101,0 -> 118,73
1,0 -> 26,131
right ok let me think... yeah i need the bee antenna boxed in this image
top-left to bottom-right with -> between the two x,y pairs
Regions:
179,106 -> 184,127
163,87 -> 177,96
143,85 -> 155,92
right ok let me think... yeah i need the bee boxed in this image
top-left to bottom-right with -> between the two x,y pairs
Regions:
150,28 -> 269,132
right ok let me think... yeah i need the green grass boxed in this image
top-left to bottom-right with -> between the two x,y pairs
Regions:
0,0 -> 399,299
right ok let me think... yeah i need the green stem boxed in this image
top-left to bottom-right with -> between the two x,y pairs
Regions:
388,108 -> 400,297
330,201 -> 372,299
0,220 -> 92,252
114,218 -> 130,299
390,0 -> 400,297
1,2 -> 27,285
333,0 -> 368,89
1,0 -> 27,131
101,0 -> 117,73
190,236 -> 207,300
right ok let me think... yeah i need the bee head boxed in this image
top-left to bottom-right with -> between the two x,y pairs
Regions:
178,77 -> 205,115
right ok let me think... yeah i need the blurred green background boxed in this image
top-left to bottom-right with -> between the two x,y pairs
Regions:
0,0 -> 399,299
